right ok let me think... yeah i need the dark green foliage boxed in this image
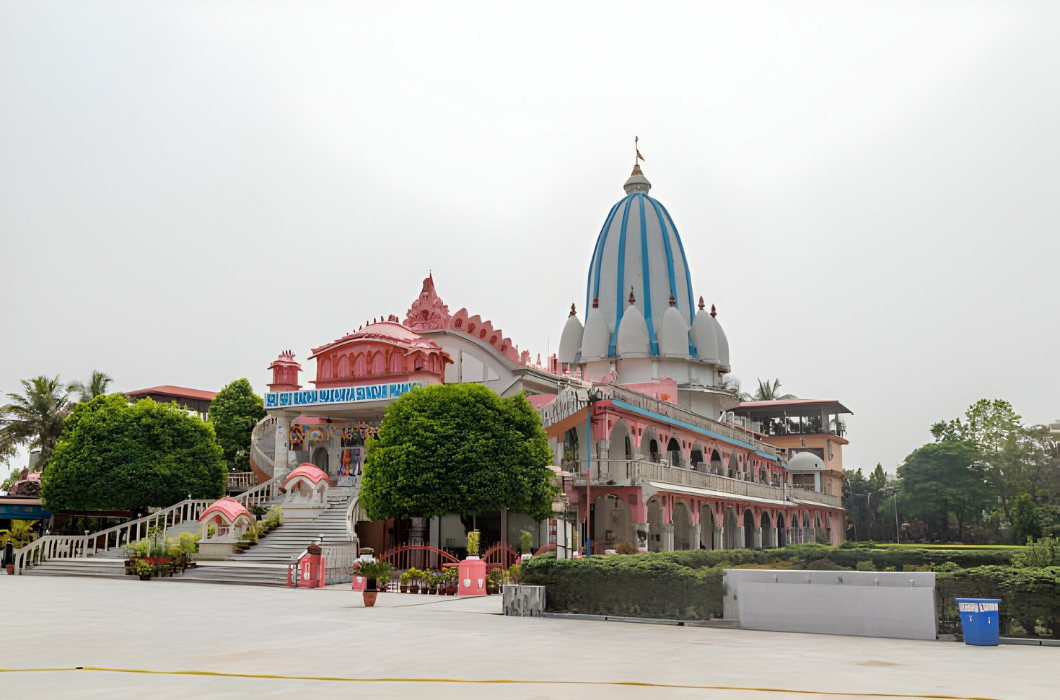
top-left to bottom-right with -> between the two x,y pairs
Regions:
936,566 -> 1059,639
805,558 -> 842,570
786,543 -> 1015,570
360,384 -> 557,521
522,553 -> 725,620
209,379 -> 265,472
898,441 -> 995,542
41,395 -> 226,511
1012,493 -> 1042,541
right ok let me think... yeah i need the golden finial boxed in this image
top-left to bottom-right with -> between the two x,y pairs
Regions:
628,287 -> 636,305
569,303 -> 577,317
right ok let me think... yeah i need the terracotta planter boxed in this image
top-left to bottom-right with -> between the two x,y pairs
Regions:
409,585 -> 419,594
399,584 -> 408,593
420,587 -> 429,594
6,564 -> 14,575
362,590 -> 378,607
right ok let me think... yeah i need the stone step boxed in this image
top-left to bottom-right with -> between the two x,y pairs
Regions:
22,559 -> 127,579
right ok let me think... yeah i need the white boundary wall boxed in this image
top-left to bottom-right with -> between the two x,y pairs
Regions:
723,569 -> 937,641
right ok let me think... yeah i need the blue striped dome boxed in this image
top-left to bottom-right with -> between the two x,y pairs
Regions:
585,166 -> 695,357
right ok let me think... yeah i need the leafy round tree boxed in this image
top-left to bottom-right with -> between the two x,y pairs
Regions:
359,384 -> 557,523
42,395 -> 226,511
209,378 -> 266,472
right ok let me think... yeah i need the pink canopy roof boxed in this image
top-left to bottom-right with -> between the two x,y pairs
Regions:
283,463 -> 329,490
199,496 -> 251,524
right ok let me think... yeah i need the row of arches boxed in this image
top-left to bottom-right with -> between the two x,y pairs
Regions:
319,349 -> 444,381
591,493 -> 835,552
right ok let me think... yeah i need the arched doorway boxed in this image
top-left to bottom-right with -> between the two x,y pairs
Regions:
606,420 -> 633,480
700,504 -> 716,549
710,449 -> 723,475
727,453 -> 739,479
649,439 -> 660,462
776,513 -> 787,547
312,446 -> 329,474
666,438 -> 682,468
760,511 -> 773,548
673,501 -> 693,550
723,506 -> 738,549
743,509 -> 755,549
647,499 -> 663,552
593,495 -> 634,551
690,446 -> 704,471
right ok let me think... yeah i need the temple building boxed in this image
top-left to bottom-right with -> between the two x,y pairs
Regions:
248,158 -> 845,559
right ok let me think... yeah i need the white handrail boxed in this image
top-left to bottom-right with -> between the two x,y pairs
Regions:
234,476 -> 281,508
10,498 -> 212,575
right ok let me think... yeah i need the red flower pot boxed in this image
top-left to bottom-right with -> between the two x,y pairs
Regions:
362,591 -> 378,607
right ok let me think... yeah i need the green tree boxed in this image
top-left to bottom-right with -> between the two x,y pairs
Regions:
932,399 -> 1028,523
745,378 -> 796,401
67,370 -> 113,402
209,379 -> 266,472
0,376 -> 73,468
898,442 -> 995,542
1011,492 -> 1041,541
41,395 -> 225,511
359,384 -> 557,523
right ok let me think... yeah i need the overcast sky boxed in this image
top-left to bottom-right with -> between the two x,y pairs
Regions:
2,1 -> 1058,477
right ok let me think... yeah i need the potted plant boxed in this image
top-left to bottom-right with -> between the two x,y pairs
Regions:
519,530 -> 534,561
406,568 -> 420,594
135,559 -> 153,581
354,560 -> 393,606
427,572 -> 442,594
446,566 -> 459,595
399,571 -> 411,593
486,566 -> 503,595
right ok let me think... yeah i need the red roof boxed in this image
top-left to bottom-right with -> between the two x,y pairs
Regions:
283,463 -> 329,490
125,385 -> 217,401
199,497 -> 251,524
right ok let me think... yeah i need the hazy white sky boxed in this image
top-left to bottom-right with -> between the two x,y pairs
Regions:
2,1 -> 1058,476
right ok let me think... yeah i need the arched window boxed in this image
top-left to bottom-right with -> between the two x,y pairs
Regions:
649,439 -> 660,462
337,355 -> 349,378
690,449 -> 704,470
666,438 -> 682,467
625,435 -> 633,460
353,354 -> 366,377
322,357 -> 332,379
371,352 -> 385,375
389,352 -> 403,374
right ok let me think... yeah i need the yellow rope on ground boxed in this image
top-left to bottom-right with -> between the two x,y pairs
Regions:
0,666 -> 1000,700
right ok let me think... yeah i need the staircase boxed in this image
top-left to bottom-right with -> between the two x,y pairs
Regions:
22,488 -> 358,587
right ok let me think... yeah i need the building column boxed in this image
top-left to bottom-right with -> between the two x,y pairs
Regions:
733,526 -> 745,549
501,508 -> 509,552
692,523 -> 702,550
753,527 -> 763,549
635,522 -> 649,552
661,522 -> 674,551
714,526 -> 723,550
274,414 -> 291,480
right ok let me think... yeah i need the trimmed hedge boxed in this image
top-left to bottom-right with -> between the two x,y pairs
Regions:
523,547 -> 1056,636
936,566 -> 1059,639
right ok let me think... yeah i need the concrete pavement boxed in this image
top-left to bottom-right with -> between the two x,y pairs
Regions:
0,576 -> 1054,699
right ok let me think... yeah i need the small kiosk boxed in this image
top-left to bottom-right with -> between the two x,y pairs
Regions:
281,463 -> 330,521
198,497 -> 254,559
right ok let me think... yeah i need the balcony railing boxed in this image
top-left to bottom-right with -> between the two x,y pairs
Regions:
227,471 -> 259,492
566,459 -> 842,508
599,385 -> 781,458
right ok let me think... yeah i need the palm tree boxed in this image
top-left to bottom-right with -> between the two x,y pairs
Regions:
0,376 -> 73,469
68,370 -> 113,402
749,378 -> 796,401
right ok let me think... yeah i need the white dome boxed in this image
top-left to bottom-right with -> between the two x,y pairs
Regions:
580,305 -> 612,360
658,304 -> 690,358
787,452 -> 826,471
558,307 -> 584,364
691,306 -> 718,363
713,315 -> 730,367
616,303 -> 650,357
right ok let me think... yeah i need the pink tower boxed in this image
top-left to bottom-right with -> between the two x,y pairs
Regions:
267,350 -> 301,392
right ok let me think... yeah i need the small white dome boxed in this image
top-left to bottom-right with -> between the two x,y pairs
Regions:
713,315 -> 729,366
558,309 -> 584,364
658,305 -> 690,358
616,304 -> 650,357
581,306 -> 612,360
691,308 -> 718,363
787,452 -> 826,471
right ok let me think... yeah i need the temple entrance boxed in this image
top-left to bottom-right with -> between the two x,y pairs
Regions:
312,447 -> 329,474
593,495 -> 634,551
672,501 -> 693,550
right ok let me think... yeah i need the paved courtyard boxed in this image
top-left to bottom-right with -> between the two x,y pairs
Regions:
1,576 -> 1054,699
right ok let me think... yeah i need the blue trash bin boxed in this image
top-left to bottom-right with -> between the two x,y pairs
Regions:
956,598 -> 1001,646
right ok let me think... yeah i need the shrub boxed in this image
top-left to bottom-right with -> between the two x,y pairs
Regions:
519,530 -> 534,555
806,558 -> 843,570
614,542 -> 639,555
487,566 -> 504,587
937,561 -> 960,572
936,566 -> 1059,638
126,540 -> 150,558
1012,538 -> 1057,569
855,560 -> 875,571
177,532 -> 199,555
266,506 -> 283,526
506,563 -> 521,584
